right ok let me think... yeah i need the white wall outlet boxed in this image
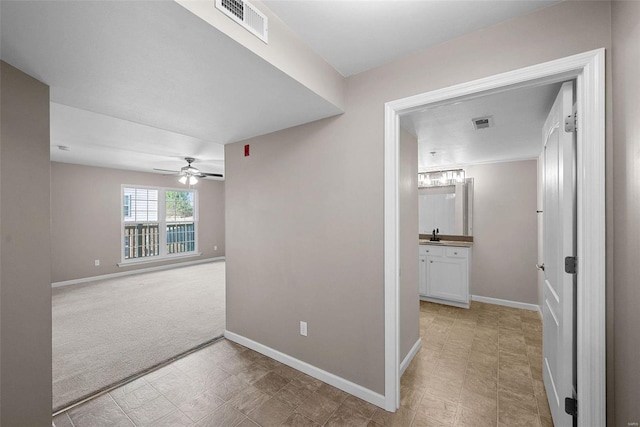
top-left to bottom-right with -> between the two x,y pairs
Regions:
300,321 -> 307,337
94,259 -> 100,266
214,245 -> 218,251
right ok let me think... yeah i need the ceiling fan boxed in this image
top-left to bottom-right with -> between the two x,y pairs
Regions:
154,157 -> 223,185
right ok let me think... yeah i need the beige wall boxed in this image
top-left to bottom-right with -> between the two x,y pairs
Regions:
0,61 -> 51,426
466,161 -> 538,305
399,128 -> 420,363
225,1 -> 612,397
612,1 -> 640,425
51,162 -> 225,283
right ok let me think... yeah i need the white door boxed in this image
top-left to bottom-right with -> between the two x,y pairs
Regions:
542,81 -> 577,427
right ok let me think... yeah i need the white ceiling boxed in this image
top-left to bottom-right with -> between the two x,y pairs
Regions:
263,0 -> 560,76
50,103 -> 225,177
1,1 -> 564,176
0,1 -> 342,176
400,82 -> 563,170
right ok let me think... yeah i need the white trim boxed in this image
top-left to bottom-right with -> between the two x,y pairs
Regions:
574,47 -> 606,427
117,251 -> 202,267
224,330 -> 386,408
471,295 -> 540,312
51,257 -> 224,288
383,103 -> 400,411
384,49 -> 606,424
418,154 -> 539,173
420,296 -> 470,309
399,338 -> 422,377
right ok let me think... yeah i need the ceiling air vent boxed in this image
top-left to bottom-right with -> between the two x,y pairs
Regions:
471,116 -> 494,130
216,0 -> 268,43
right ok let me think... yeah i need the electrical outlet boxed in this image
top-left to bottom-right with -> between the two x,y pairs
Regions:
94,260 -> 100,266
300,321 -> 307,337
214,245 -> 218,251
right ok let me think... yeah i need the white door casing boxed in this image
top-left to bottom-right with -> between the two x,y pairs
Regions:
542,81 -> 576,427
384,49 -> 605,424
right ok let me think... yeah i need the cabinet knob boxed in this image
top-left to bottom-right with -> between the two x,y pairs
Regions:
430,260 -> 433,263
454,252 -> 458,255
421,259 -> 424,262
426,250 -> 429,253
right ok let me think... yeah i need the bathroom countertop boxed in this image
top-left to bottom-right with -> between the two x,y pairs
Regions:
419,239 -> 473,248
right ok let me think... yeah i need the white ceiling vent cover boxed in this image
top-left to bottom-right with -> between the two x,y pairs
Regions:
216,0 -> 268,43
471,116 -> 494,130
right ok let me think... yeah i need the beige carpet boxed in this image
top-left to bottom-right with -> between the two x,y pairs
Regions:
52,261 -> 225,412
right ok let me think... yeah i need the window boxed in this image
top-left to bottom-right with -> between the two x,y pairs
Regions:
122,186 -> 197,262
165,191 -> 196,255
123,194 -> 131,218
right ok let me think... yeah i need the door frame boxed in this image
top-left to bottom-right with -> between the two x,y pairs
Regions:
383,48 -> 605,426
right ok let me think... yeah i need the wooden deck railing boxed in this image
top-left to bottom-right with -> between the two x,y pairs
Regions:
166,223 -> 195,254
124,223 -> 195,259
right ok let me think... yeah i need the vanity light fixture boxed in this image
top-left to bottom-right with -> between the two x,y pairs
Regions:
418,169 -> 465,188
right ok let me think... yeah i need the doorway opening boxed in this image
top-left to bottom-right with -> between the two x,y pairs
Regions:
383,49 -> 605,427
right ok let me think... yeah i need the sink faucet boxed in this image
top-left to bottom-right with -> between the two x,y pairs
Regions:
430,228 -> 440,242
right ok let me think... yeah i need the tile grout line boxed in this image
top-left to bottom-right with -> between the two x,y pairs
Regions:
107,392 -> 140,427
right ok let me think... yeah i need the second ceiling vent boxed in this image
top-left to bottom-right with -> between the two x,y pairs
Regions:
216,0 -> 268,43
471,116 -> 494,130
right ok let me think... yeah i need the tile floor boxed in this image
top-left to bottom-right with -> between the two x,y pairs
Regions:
53,301 -> 553,427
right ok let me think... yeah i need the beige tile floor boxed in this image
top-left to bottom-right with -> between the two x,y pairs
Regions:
53,301 -> 553,427
394,301 -> 554,427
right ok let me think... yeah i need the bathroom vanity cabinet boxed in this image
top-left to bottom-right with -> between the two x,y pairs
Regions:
419,243 -> 471,308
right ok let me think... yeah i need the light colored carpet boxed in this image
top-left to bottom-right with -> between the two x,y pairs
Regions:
52,261 -> 225,412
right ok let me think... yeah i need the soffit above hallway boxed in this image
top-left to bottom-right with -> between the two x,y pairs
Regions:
0,1 -> 342,175
263,0 -> 561,76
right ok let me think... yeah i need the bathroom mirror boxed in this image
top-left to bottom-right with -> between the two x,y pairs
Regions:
418,178 -> 473,236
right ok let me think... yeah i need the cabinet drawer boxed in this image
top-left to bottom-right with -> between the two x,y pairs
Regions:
446,247 -> 468,259
419,246 -> 444,256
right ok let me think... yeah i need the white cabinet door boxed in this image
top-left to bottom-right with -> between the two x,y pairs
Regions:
426,255 -> 467,303
418,255 -> 428,295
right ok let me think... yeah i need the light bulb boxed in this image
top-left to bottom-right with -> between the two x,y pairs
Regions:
179,175 -> 187,184
189,175 -> 198,185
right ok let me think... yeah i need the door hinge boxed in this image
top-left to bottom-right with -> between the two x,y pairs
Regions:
565,256 -> 577,274
565,397 -> 578,418
564,113 -> 577,133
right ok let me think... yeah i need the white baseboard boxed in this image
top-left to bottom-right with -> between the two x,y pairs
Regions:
420,295 -> 470,309
471,295 -> 540,312
51,257 -> 225,288
224,330 -> 386,409
400,338 -> 422,377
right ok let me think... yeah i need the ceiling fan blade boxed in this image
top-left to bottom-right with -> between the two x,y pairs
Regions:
198,172 -> 224,178
153,168 -> 179,173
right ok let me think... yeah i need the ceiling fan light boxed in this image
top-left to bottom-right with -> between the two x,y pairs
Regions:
179,175 -> 188,184
189,175 -> 198,185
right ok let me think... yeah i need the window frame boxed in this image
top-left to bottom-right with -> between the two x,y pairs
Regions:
119,185 -> 200,266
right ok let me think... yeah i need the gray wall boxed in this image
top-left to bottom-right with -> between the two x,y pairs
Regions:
0,61 -> 52,426
399,128 -> 420,363
612,1 -> 640,425
226,1 -> 611,397
466,160 -> 538,305
51,162 -> 225,283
